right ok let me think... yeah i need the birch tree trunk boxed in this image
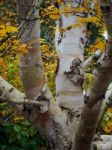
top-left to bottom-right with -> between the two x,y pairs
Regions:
55,1 -> 86,125
73,1 -> 112,150
17,0 -> 75,149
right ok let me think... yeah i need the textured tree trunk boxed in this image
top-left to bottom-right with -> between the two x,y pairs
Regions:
18,0 -> 44,99
55,1 -> 86,125
17,0 -> 75,149
73,1 -> 112,150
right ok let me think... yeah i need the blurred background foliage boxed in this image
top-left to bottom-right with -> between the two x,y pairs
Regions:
0,0 -> 111,150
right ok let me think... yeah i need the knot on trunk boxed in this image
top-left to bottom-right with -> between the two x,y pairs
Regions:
23,85 -> 51,122
64,59 -> 84,86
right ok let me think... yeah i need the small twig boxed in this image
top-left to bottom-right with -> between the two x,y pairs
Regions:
4,111 -> 18,122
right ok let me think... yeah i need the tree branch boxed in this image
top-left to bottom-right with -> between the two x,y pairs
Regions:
82,50 -> 102,70
93,135 -> 112,150
0,76 -> 51,114
0,76 -> 24,112
0,96 -> 43,106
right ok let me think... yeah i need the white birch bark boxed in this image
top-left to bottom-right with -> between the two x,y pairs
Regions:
55,1 -> 86,111
93,135 -> 112,150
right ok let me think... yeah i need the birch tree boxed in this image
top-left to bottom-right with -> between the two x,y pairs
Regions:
0,0 -> 112,150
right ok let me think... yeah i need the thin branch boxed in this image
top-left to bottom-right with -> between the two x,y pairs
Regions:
93,135 -> 112,150
0,110 -> 18,123
82,49 -> 102,70
0,96 -> 44,106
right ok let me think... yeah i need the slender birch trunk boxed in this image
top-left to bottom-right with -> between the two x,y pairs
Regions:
73,1 -> 112,150
18,0 -> 44,99
17,1 -> 73,149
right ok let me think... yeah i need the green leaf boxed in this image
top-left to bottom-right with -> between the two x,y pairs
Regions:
21,131 -> 29,138
20,120 -> 31,126
17,133 -> 22,140
29,128 -> 37,137
13,125 -> 21,132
